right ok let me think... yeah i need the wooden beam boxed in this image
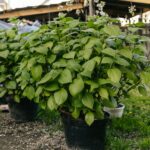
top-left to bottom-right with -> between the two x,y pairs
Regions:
0,3 -> 83,19
121,0 -> 150,4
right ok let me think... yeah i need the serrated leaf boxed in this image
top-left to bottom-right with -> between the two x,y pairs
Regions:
31,65 -> 43,81
85,112 -> 94,126
82,93 -> 94,109
23,86 -> 35,100
69,77 -> 84,97
54,88 -> 68,105
47,95 -> 57,111
107,68 -> 121,83
58,69 -> 72,84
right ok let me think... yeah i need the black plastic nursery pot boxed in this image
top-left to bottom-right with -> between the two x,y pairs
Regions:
6,96 -> 38,122
61,111 -> 108,150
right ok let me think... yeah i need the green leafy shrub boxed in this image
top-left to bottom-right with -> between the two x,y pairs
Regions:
1,15 -> 150,125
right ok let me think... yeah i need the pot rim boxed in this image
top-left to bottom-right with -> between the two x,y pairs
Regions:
103,103 -> 125,111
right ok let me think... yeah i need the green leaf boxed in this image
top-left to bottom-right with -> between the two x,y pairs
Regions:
52,45 -> 65,54
23,86 -> 35,100
0,88 -> 7,98
98,78 -> 112,85
82,49 -> 93,60
101,57 -> 113,64
115,57 -> 130,66
58,69 -> 72,84
140,72 -> 150,85
33,46 -> 48,55
43,42 -> 53,49
47,95 -> 57,111
82,93 -> 94,109
72,108 -> 80,119
85,38 -> 100,49
5,81 -> 16,89
107,68 -> 121,83
37,55 -> 46,64
69,77 -> 84,97
85,112 -> 94,126
119,49 -> 132,60
85,80 -> 99,92
102,48 -> 117,57
72,94 -> 83,108
14,95 -> 20,103
103,25 -> 121,36
47,54 -> 56,64
31,65 -> 43,81
67,60 -> 81,72
21,70 -> 30,81
38,69 -> 62,85
35,86 -> 43,97
0,75 -> 7,82
54,88 -> 68,105
0,43 -> 7,50
99,88 -> 109,99
138,86 -> 147,96
63,51 -> 76,59
53,59 -> 67,68
0,65 -> 6,73
81,59 -> 96,78
0,50 -> 9,59
27,57 -> 36,70
95,103 -> 104,119
44,82 -> 59,91
6,29 -> 16,38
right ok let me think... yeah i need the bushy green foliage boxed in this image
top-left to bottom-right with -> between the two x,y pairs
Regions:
0,15 -> 150,125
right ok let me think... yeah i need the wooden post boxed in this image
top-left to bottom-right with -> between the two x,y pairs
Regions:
89,0 -> 94,16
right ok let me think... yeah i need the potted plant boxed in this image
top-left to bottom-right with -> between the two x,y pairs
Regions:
17,14 -> 150,149
0,28 -> 38,122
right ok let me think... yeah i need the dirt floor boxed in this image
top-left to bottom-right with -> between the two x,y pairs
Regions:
0,112 -> 69,150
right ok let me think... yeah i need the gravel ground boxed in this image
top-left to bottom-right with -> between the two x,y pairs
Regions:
0,112 -> 69,150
